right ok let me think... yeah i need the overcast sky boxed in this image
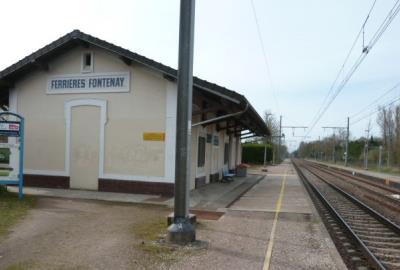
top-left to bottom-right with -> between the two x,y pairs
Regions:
1,0 -> 399,151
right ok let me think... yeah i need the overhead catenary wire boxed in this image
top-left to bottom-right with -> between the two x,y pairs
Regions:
350,95 -> 400,125
305,0 -> 400,139
308,0 -> 378,131
250,0 -> 280,113
368,0 -> 400,49
349,81 -> 400,119
362,0 -> 378,50
306,0 -> 400,136
306,52 -> 367,137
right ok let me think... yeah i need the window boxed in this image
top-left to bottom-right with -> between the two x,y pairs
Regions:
198,136 -> 206,167
224,143 -> 229,164
81,52 -> 93,73
206,134 -> 212,143
213,135 -> 219,146
85,54 -> 91,66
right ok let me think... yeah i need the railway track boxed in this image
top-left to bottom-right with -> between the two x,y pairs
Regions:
309,162 -> 400,194
308,162 -> 400,204
293,159 -> 400,270
304,161 -> 400,225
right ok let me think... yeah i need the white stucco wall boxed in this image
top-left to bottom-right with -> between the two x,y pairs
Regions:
9,44 -> 245,190
13,46 -> 172,183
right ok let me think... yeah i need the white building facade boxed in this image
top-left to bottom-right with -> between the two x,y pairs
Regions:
0,30 -> 269,196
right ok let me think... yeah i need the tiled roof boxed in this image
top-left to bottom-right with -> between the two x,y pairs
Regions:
0,30 -> 269,136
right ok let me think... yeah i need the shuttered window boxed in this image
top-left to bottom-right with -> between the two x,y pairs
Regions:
224,143 -> 229,164
198,136 -> 206,167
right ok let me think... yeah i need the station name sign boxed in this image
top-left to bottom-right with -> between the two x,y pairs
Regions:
47,72 -> 130,94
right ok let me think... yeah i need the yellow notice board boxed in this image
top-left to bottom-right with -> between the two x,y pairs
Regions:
143,132 -> 165,141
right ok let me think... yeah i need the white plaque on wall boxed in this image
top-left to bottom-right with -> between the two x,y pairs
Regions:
47,72 -> 130,94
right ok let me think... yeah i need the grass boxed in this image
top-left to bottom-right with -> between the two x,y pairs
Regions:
133,217 -> 175,257
132,217 -> 206,267
0,186 -> 35,238
369,166 -> 400,176
5,261 -> 35,270
5,261 -> 87,270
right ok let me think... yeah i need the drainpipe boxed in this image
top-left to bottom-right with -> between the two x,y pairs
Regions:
191,103 -> 249,127
228,134 -> 233,171
235,136 -> 238,169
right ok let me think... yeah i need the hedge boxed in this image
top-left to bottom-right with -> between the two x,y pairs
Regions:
242,143 -> 273,164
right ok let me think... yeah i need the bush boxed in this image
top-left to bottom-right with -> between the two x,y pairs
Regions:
242,143 -> 273,164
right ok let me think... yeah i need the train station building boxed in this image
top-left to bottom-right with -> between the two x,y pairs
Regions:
0,30 -> 269,196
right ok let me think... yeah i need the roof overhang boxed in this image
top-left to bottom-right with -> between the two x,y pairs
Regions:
0,30 -> 270,137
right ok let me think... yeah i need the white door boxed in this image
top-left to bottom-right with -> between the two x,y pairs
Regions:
70,106 -> 100,190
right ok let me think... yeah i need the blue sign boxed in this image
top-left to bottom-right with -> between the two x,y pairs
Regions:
0,112 -> 24,199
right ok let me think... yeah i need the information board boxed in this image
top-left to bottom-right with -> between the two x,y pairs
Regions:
0,112 -> 24,199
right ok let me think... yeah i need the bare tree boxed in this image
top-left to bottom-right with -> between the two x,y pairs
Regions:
394,106 -> 400,166
264,111 -> 279,137
377,105 -> 398,167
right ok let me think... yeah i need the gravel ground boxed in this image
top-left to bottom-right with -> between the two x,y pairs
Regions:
171,211 -> 271,270
306,162 -> 400,225
0,197 -> 273,270
173,161 -> 345,270
0,161 -> 345,270
0,197 -> 172,270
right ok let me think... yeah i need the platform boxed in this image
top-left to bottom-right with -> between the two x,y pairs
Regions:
172,160 -> 346,270
7,174 -> 264,210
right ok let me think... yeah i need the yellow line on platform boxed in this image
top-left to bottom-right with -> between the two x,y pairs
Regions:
263,171 -> 287,270
267,173 -> 295,177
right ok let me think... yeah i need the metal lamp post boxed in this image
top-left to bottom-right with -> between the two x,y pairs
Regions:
167,0 -> 196,244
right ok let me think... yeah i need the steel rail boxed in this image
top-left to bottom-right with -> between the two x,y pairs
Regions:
306,162 -> 400,207
311,162 -> 400,194
292,159 -> 388,270
305,163 -> 400,234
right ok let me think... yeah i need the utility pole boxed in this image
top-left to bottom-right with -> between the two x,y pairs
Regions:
364,121 -> 371,170
263,113 -> 272,167
333,132 -> 336,163
278,115 -> 282,162
263,136 -> 267,167
271,135 -> 282,165
378,145 -> 383,170
387,149 -> 390,168
345,117 -> 349,167
272,147 -> 275,165
318,136 -> 321,161
167,0 -> 196,244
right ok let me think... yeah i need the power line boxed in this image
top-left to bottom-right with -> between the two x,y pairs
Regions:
361,0 -> 378,51
349,81 -> 400,118
308,0 -> 378,131
305,0 -> 400,138
306,52 -> 366,136
368,0 -> 400,49
250,0 -> 280,113
351,95 -> 400,125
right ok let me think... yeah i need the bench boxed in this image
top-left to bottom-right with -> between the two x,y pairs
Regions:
222,169 -> 235,183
